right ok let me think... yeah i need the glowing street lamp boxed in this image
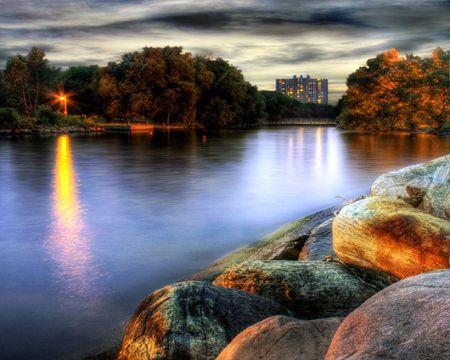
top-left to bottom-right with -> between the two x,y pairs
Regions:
59,95 -> 68,116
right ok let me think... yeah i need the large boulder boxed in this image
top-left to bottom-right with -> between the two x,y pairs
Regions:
118,281 -> 290,360
217,316 -> 343,360
325,270 -> 450,360
213,260 -> 384,318
187,206 -> 341,281
371,155 -> 450,219
299,218 -> 337,261
333,196 -> 450,279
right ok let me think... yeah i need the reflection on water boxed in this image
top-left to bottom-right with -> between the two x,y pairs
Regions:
46,135 -> 97,299
0,128 -> 449,360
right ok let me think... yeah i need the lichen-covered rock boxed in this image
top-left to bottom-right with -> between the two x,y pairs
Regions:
216,316 -> 343,360
370,155 -> 450,218
299,218 -> 337,261
118,281 -> 290,360
422,183 -> 450,219
213,260 -> 383,318
187,206 -> 342,281
333,196 -> 450,279
325,270 -> 450,360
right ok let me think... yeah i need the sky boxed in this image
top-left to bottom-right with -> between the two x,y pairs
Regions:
0,0 -> 449,103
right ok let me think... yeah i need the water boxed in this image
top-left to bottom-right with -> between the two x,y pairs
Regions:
0,128 -> 448,360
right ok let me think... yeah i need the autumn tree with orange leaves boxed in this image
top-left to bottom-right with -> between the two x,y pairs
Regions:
338,48 -> 449,131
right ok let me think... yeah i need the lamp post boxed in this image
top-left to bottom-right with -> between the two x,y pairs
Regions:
59,95 -> 68,116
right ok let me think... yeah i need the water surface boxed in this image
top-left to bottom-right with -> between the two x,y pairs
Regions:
0,128 -> 449,359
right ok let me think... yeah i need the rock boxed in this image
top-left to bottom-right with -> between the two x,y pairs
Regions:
422,183 -> 450,219
213,260 -> 383,318
299,218 -> 337,261
333,196 -> 450,279
187,206 -> 342,281
325,270 -> 450,360
216,316 -> 343,360
118,281 -> 291,360
371,155 -> 450,218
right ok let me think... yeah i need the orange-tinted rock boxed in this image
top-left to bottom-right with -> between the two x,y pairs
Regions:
217,316 -> 342,360
118,281 -> 290,360
325,270 -> 450,360
333,196 -> 450,279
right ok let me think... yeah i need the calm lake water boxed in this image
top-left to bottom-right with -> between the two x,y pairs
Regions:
0,127 -> 449,359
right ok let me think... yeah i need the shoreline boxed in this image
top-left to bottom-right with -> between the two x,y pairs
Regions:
1,127 -> 449,138
85,203 -> 353,360
90,154 -> 450,360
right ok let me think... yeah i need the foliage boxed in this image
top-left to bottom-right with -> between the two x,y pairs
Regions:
261,91 -> 335,120
36,105 -> 65,126
0,107 -> 21,128
98,47 -> 200,126
338,48 -> 450,131
195,56 -> 266,128
97,49 -> 266,128
61,65 -> 99,114
3,47 -> 59,116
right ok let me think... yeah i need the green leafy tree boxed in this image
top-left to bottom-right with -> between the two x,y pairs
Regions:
61,65 -> 99,114
195,57 -> 247,128
0,107 -> 21,128
98,46 -> 200,125
3,47 -> 58,116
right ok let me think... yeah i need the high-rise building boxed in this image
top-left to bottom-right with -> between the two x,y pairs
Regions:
276,75 -> 328,104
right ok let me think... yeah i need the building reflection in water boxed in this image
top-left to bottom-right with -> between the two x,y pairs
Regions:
47,135 -> 98,299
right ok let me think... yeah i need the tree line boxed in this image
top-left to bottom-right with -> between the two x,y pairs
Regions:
0,46 -> 334,130
337,48 -> 449,131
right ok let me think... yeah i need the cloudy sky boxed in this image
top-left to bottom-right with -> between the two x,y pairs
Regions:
1,0 -> 449,103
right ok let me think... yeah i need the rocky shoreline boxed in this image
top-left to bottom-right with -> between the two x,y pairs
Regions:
0,126 -> 105,136
91,155 -> 450,360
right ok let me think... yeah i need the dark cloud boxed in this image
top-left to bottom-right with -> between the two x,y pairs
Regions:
0,0 -> 448,102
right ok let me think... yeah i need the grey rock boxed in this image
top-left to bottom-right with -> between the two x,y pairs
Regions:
299,218 -> 337,261
371,155 -> 450,218
325,270 -> 450,360
216,316 -> 343,360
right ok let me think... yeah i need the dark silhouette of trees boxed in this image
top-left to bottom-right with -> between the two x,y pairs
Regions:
61,65 -> 99,114
261,91 -> 335,120
338,48 -> 450,131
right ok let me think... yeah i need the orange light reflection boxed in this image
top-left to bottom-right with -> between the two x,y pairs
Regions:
47,135 -> 97,299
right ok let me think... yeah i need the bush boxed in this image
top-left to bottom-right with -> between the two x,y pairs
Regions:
0,107 -> 21,129
36,105 -> 65,126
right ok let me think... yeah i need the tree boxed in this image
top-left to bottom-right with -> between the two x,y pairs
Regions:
61,65 -> 99,114
98,46 -> 200,126
3,47 -> 58,116
195,56 -> 247,128
338,48 -> 450,131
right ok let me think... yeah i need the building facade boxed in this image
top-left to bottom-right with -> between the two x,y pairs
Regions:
276,75 -> 328,104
